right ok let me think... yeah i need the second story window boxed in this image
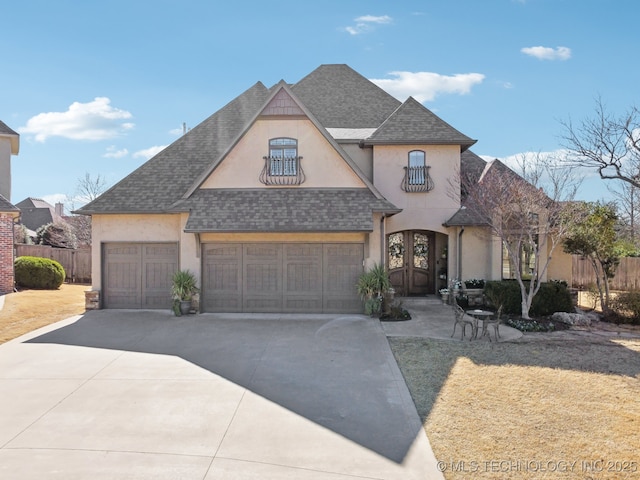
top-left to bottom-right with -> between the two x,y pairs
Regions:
402,150 -> 434,192
260,137 -> 305,185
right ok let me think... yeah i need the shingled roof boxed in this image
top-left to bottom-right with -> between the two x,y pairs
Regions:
365,97 -> 476,150
291,64 -> 401,128
180,189 -> 400,233
78,64 -> 478,231
79,81 -> 272,213
0,193 -> 19,214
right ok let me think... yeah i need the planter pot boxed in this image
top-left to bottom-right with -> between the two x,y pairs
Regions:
179,300 -> 192,315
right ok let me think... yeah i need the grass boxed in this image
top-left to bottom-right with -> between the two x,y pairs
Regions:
0,283 -> 87,344
389,337 -> 640,480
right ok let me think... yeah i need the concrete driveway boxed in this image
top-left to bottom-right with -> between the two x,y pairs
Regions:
0,310 -> 442,479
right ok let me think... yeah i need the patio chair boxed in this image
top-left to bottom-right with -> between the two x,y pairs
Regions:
481,306 -> 503,342
451,303 -> 476,341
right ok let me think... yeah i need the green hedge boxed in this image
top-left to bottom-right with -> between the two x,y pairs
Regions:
484,280 -> 572,316
14,256 -> 65,289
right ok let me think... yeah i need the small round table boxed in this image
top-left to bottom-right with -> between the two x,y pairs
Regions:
466,309 -> 494,339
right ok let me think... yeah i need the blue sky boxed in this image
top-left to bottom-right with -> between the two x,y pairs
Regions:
2,0 -> 638,209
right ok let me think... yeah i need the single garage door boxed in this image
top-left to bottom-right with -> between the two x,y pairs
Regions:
202,243 -> 363,313
102,243 -> 178,309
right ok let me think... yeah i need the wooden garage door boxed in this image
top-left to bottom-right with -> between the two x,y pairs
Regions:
202,243 -> 362,313
103,243 -> 178,309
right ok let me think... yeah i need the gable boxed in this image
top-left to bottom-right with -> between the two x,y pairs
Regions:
200,116 -> 367,189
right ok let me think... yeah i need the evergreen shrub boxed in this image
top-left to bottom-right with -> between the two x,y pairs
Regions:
14,256 -> 65,289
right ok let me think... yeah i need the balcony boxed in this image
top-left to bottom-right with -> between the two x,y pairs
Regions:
401,165 -> 434,193
259,156 -> 305,185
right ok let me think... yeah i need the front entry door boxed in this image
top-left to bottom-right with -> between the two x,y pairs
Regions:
388,231 -> 435,296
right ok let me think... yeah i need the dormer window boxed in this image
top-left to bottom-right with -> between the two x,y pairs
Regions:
401,150 -> 434,192
260,137 -> 305,185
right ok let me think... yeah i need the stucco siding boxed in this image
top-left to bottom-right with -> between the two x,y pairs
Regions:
374,145 -> 460,235
201,118 -> 366,189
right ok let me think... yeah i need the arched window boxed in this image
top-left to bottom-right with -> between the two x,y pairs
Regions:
260,137 -> 305,185
408,151 -> 426,185
402,150 -> 434,192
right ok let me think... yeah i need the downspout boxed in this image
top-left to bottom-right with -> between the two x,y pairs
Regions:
380,214 -> 387,266
457,226 -> 465,282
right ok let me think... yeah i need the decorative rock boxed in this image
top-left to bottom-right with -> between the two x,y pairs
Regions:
551,311 -> 596,326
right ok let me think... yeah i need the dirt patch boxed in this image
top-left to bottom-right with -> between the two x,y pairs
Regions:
390,336 -> 640,480
0,284 -> 88,344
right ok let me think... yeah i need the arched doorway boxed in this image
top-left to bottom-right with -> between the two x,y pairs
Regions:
387,230 -> 435,296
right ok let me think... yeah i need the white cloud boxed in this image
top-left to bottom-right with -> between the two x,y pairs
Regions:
103,145 -> 129,158
370,71 -> 485,102
169,127 -> 183,136
20,97 -> 134,142
133,145 -> 167,160
344,14 -> 392,35
521,46 -> 571,61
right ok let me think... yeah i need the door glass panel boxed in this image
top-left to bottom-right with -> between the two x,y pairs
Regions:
388,232 -> 404,269
413,233 -> 429,269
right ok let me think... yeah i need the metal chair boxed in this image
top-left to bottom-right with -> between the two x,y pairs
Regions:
482,306 -> 503,342
451,303 -> 476,341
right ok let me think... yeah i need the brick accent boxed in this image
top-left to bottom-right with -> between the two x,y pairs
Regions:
0,214 -> 14,295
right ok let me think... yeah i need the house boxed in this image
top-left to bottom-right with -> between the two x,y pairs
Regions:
78,64 -> 571,312
15,197 -> 66,238
0,120 -> 20,295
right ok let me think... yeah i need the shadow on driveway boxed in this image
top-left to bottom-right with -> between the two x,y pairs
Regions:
26,310 -> 423,464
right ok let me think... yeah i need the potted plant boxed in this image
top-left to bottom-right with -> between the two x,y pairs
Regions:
439,288 -> 450,304
171,269 -> 199,315
463,278 -> 485,306
356,264 -> 392,316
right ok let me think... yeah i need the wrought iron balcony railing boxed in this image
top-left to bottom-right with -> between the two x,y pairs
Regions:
259,156 -> 305,185
401,165 -> 434,193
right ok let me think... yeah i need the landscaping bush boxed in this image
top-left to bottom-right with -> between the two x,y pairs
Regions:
609,291 -> 640,324
484,280 -> 573,316
14,256 -> 65,289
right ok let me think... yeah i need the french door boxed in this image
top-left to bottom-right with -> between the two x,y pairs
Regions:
387,230 -> 435,296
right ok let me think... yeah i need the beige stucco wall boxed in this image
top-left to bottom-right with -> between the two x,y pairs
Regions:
546,244 -> 573,284
373,145 -> 460,235
201,118 -> 366,189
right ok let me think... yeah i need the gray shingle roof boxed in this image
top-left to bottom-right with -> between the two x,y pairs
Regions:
0,193 -> 18,213
365,97 -> 476,149
78,81 -> 271,213
180,189 -> 400,232
0,120 -> 18,136
291,64 -> 401,128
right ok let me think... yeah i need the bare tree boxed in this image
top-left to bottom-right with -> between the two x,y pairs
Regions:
460,153 -> 581,319
608,180 -> 640,246
560,97 -> 640,188
65,173 -> 109,246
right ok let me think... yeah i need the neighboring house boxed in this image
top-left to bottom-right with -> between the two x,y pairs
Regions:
0,120 -> 20,295
78,64 -> 571,312
15,197 -> 66,239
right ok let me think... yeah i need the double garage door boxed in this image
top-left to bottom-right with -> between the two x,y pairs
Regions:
102,242 -> 363,313
202,243 -> 363,313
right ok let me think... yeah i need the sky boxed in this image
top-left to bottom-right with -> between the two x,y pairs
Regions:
2,0 -> 638,211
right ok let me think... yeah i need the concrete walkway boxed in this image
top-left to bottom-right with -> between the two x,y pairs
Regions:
382,297 -> 524,342
0,310 -> 443,480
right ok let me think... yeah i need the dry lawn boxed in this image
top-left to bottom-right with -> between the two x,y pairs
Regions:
390,337 -> 640,480
0,284 -> 87,343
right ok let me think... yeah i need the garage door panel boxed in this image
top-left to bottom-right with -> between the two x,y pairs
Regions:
203,242 -> 363,313
323,244 -> 363,313
243,244 -> 282,312
202,245 -> 242,312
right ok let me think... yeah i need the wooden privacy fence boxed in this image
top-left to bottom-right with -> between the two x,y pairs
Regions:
15,244 -> 91,283
572,255 -> 640,291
